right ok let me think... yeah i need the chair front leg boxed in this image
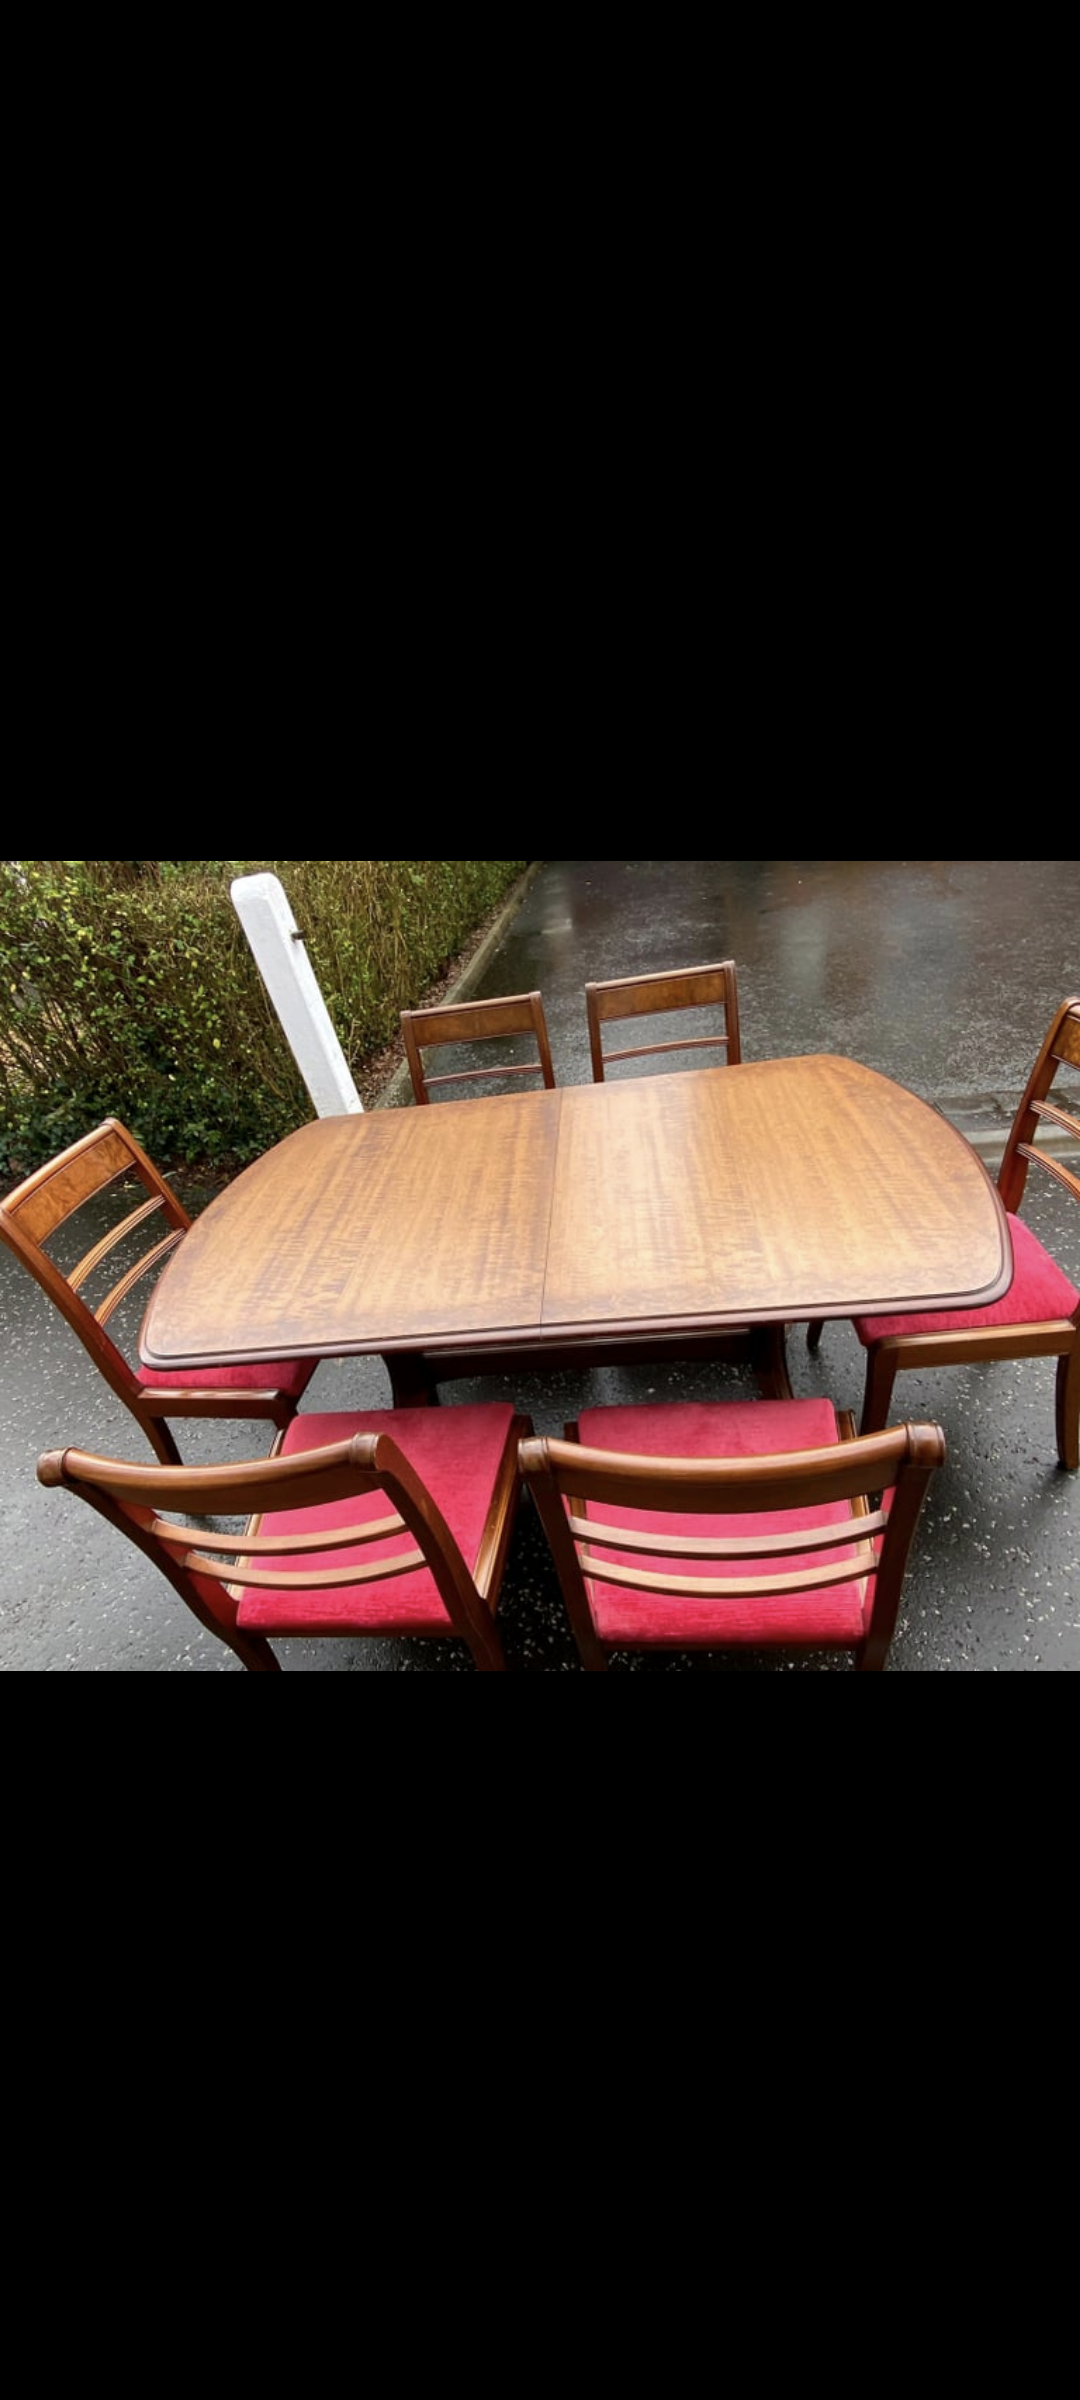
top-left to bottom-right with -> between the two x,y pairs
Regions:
859,1344 -> 901,1435
140,1410 -> 185,1466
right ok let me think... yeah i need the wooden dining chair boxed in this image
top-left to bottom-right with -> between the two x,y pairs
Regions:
390,962 -> 777,1405
0,1118 -> 318,1465
584,961 -> 742,1081
519,1396 -> 946,1672
38,1400 -> 534,1671
400,991 -> 556,1103
804,996 -> 1080,1468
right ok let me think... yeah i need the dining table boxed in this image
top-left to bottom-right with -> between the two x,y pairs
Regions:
139,1057 -> 1012,1398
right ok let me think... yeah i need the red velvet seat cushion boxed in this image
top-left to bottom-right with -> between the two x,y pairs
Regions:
853,1213 -> 1079,1344
573,1398 -> 870,1649
139,1355 -> 314,1397
234,1403 -> 517,1637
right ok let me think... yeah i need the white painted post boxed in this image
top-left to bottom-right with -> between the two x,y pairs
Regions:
231,871 -> 364,1116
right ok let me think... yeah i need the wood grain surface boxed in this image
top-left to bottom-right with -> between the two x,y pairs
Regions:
141,1062 -> 1011,1369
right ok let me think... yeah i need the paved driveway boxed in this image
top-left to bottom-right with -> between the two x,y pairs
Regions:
3,860 -> 1077,1670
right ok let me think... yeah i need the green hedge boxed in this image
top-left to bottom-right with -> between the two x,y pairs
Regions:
0,861 -> 528,1184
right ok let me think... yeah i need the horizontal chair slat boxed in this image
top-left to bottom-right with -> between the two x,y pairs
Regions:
1016,1145 -> 1080,1200
94,1230 -> 185,1325
71,1193 -> 168,1289
193,1548 -> 427,1590
578,1550 -> 877,1598
567,1508 -> 887,1558
154,1510 -> 406,1556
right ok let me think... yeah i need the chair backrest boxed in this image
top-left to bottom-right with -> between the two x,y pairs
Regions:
37,1411 -> 532,1672
400,991 -> 556,1103
584,961 -> 742,1080
0,1118 -> 192,1427
998,995 -> 1080,1214
519,1407 -> 945,1671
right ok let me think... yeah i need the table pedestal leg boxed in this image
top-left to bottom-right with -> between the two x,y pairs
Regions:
752,1325 -> 793,1399
385,1353 -> 441,1407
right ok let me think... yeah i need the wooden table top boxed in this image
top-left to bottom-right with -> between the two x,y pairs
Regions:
140,1058 -> 1012,1371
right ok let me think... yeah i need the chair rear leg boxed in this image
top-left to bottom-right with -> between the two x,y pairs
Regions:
470,1626 -> 509,1670
235,1634 -> 283,1670
1056,1347 -> 1079,1470
807,1319 -> 825,1353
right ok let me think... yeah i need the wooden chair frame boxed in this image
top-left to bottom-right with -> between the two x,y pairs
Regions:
1,1118 -> 316,1465
39,1407 -> 533,1671
520,1409 -> 945,1672
805,996 -> 1080,1468
400,992 -> 556,1104
585,961 -> 742,1081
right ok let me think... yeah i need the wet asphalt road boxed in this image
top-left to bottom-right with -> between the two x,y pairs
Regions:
2,859 -> 1077,1671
